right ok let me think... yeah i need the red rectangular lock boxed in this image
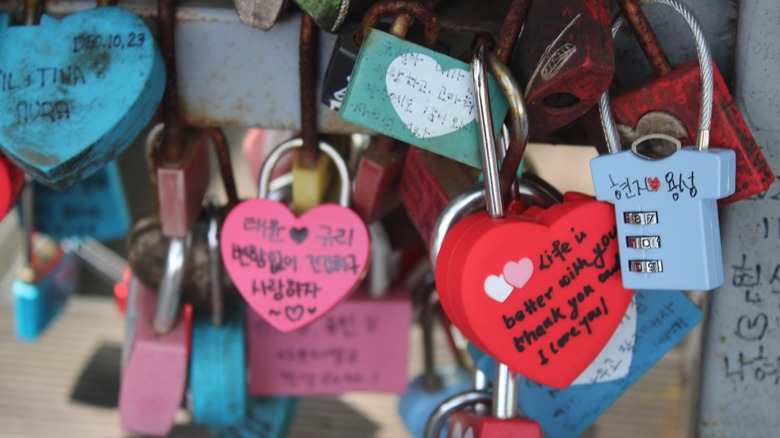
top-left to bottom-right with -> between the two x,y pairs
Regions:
352,135 -> 407,223
398,147 -> 479,246
156,130 -> 210,237
449,411 -> 542,438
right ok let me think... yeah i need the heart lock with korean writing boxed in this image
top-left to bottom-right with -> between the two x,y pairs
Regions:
32,160 -> 131,241
130,123 -> 241,310
12,178 -> 79,341
591,0 -> 772,205
510,0 -> 614,134
338,0 -> 512,172
0,0 -> 164,189
590,0 -> 736,292
221,137 -> 370,332
435,42 -> 635,389
118,232 -> 191,436
398,271 -> 472,438
244,176 -> 411,394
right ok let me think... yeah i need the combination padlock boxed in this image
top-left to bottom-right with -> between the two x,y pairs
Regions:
597,0 -> 772,205
590,0 -> 736,291
0,0 -> 163,189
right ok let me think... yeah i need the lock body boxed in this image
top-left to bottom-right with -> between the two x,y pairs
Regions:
233,0 -> 287,30
292,150 -> 333,215
247,286 -> 412,395
399,147 -> 479,246
352,136 -> 407,223
591,147 -> 736,290
119,278 -> 188,436
0,152 -> 23,221
157,131 -> 210,237
606,60 -> 774,205
512,0 -> 613,134
189,307 -> 247,426
449,411 -> 542,438
292,0 -> 373,32
34,161 -> 130,241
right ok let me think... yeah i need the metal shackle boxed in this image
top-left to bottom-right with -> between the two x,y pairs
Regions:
424,389 -> 493,438
257,138 -> 351,208
355,0 -> 440,48
152,232 -> 192,334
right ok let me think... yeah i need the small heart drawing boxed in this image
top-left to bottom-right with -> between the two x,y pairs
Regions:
221,199 -> 370,332
289,227 -> 308,244
503,258 -> 534,289
647,177 -> 661,192
0,8 -> 164,188
285,305 -> 303,322
386,53 -> 475,139
484,275 -> 513,303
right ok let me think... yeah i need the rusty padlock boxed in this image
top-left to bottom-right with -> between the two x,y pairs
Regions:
602,0 -> 774,205
352,135 -> 408,223
511,0 -> 614,134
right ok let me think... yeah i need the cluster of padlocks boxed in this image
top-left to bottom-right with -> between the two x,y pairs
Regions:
2,0 -> 774,436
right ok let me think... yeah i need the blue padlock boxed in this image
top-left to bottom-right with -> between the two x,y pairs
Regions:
211,396 -> 299,438
189,203 -> 247,427
13,179 -> 79,341
398,273 -> 471,438
590,0 -> 736,291
33,160 -> 131,241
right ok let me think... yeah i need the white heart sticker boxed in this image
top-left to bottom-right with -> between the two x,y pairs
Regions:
386,53 -> 476,139
484,274 -> 513,303
572,296 -> 637,385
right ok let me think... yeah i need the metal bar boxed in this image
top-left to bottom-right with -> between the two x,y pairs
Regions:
698,0 -> 780,435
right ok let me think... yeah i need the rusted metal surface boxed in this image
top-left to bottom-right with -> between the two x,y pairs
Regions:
299,13 -> 320,165
389,0 -> 444,41
203,127 -> 239,207
494,0 -> 529,63
617,0 -> 673,76
355,0 -> 440,48
158,0 -> 182,162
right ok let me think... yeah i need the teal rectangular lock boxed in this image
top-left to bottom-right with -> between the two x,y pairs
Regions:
33,161 -> 131,241
339,29 -> 509,169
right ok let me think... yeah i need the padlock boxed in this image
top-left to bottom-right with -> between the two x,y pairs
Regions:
292,0 -> 375,33
590,0 -> 736,291
221,138 -> 370,332
233,0 -> 288,30
211,396 -> 299,438
13,179 -> 79,341
339,0 -> 510,170
599,0 -> 772,205
119,244 -> 190,435
435,44 -> 634,389
398,273 -> 471,438
33,160 -> 131,241
469,289 -> 702,438
0,151 -> 24,221
510,0 -> 614,134
246,211 -> 412,394
351,135 -> 407,223
0,0 -> 164,189
189,202 -> 247,427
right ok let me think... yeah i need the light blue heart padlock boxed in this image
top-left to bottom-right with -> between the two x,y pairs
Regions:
33,160 -> 131,241
590,0 -> 736,291
0,3 -> 164,189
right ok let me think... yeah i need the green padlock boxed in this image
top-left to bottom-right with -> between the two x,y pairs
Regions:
292,0 -> 375,33
339,1 -> 509,171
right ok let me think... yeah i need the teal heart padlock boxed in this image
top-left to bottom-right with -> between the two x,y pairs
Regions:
211,396 -> 299,438
33,160 -> 131,241
13,179 -> 79,341
189,203 -> 247,427
339,0 -> 509,171
0,0 -> 164,189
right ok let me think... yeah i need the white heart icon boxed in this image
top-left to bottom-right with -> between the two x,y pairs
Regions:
572,296 -> 637,385
386,53 -> 476,139
484,274 -> 513,303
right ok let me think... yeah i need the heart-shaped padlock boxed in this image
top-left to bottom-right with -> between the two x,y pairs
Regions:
0,6 -> 164,188
221,138 -> 370,332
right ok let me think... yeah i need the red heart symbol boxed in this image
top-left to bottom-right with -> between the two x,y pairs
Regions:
647,177 -> 661,192
436,197 -> 634,388
220,199 -> 370,332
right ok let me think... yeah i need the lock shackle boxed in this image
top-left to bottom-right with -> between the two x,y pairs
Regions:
258,138 -> 351,207
368,223 -> 392,298
472,44 -> 504,219
610,0 -> 713,151
22,0 -> 43,25
414,272 -> 443,390
152,232 -> 192,334
495,0 -> 532,63
202,128 -> 240,208
424,389 -> 492,438
354,0 -> 440,48
206,200 -> 223,328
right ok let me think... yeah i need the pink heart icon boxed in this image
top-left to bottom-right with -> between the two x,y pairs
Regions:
503,258 -> 534,289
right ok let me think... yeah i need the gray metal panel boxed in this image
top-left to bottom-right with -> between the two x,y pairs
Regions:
699,0 -> 780,435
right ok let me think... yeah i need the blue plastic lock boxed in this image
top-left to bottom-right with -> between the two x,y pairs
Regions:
399,365 -> 472,438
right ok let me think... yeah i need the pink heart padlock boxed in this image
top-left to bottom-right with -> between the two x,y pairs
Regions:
221,138 -> 370,332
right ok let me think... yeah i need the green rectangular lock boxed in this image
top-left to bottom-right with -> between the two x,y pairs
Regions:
339,29 -> 509,170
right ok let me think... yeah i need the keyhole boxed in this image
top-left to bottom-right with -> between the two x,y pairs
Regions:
542,92 -> 580,109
